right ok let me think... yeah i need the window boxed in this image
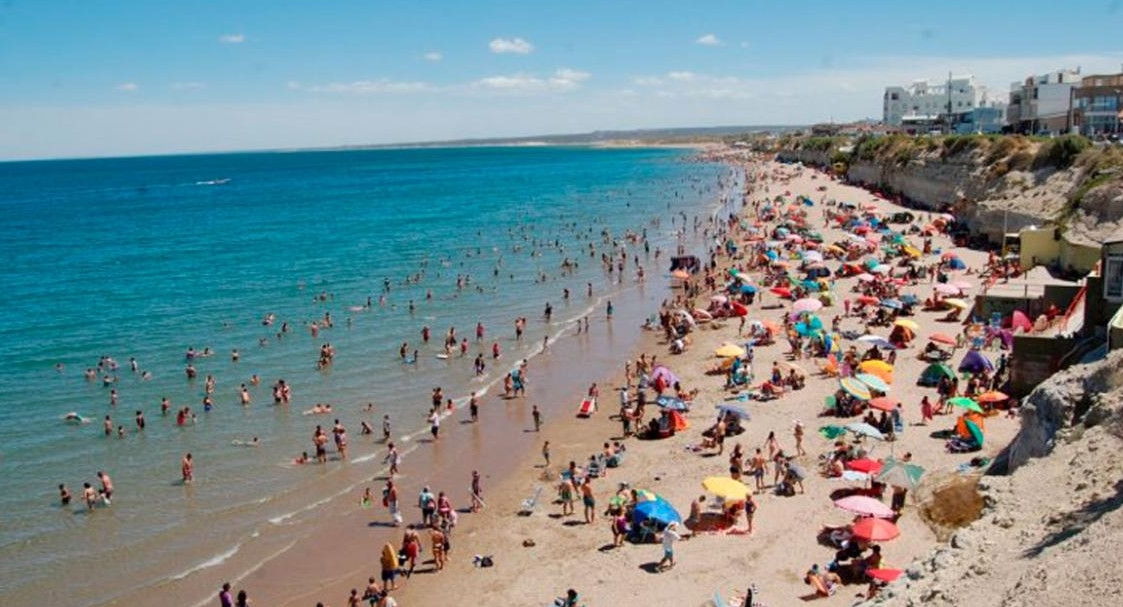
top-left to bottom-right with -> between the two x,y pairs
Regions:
1106,255 -> 1123,301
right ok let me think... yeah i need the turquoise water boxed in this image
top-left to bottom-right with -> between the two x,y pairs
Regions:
0,146 -> 732,606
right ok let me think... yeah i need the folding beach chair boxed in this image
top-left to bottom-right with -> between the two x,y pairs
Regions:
519,486 -> 544,516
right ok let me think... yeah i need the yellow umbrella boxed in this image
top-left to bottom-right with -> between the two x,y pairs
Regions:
858,360 -> 894,384
702,476 -> 752,501
944,298 -> 969,310
902,245 -> 921,258
893,319 -> 919,331
715,343 -> 746,358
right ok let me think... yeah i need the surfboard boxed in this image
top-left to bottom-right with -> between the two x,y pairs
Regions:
576,398 -> 597,418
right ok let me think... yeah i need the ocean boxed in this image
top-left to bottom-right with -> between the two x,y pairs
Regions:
0,145 -> 736,606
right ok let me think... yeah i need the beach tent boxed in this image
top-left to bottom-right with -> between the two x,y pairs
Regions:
955,415 -> 985,447
666,410 -> 689,431
918,363 -> 956,386
947,257 -> 967,270
958,350 -> 994,374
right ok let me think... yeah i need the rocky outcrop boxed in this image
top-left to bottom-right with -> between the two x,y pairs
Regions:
860,350 -> 1123,607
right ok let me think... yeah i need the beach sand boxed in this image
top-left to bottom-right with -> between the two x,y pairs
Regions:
289,158 -> 1019,607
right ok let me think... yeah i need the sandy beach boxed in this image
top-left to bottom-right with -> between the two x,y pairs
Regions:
287,156 -> 1019,607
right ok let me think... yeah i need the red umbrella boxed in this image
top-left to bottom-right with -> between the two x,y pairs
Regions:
868,397 -> 898,412
770,287 -> 793,299
856,296 -> 879,306
867,568 -> 903,583
1010,310 -> 1032,331
846,458 -> 883,474
929,333 -> 956,346
730,302 -> 749,317
851,517 -> 900,542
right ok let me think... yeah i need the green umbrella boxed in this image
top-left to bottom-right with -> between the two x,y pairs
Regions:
948,396 -> 983,414
876,458 -> 925,489
964,419 -> 985,446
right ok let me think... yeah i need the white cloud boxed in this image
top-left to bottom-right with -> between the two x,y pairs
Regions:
667,71 -> 697,82
115,82 -> 138,92
695,34 -> 722,46
171,82 -> 206,90
291,79 -> 436,94
473,68 -> 590,93
489,37 -> 533,54
219,34 -> 246,44
631,75 -> 665,86
423,51 -> 443,62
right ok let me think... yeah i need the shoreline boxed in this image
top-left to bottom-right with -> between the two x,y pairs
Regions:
369,156 -> 1020,607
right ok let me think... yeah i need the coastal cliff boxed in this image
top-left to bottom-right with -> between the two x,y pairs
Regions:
861,350 -> 1123,607
777,135 -> 1123,247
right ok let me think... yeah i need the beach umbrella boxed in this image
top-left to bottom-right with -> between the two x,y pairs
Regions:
929,333 -> 956,346
846,423 -> 885,441
846,457 -> 884,473
963,418 -> 985,446
871,264 -> 891,274
702,477 -> 753,501
739,284 -> 757,294
760,319 -> 781,335
770,287 -> 793,299
851,517 -> 900,542
976,390 -> 1009,404
793,298 -> 823,313
656,395 -> 689,411
717,403 -> 751,420
715,343 -> 746,358
650,365 -> 679,386
856,335 -> 897,350
856,272 -> 876,282
935,283 -> 961,295
952,280 -> 973,291
958,350 -> 994,374
944,298 -> 969,310
947,257 -> 967,270
876,458 -> 925,490
841,470 -> 871,482
856,295 -> 879,306
802,250 -> 824,263
834,495 -> 895,519
856,373 -> 891,394
711,294 -> 729,304
634,489 -> 658,503
902,246 -> 922,258
840,377 -> 872,401
879,298 -> 903,310
633,497 -> 681,527
671,269 -> 691,279
858,360 -> 894,384
1011,310 -> 1032,332
940,251 -> 959,261
947,396 -> 983,414
893,319 -> 919,331
868,397 -> 898,412
868,569 -> 904,583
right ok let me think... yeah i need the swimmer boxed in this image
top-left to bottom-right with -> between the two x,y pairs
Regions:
182,453 -> 194,483
232,437 -> 261,447
294,451 -> 309,465
59,484 -> 72,506
82,482 -> 98,510
97,471 -> 113,504
63,412 -> 90,424
302,403 -> 332,415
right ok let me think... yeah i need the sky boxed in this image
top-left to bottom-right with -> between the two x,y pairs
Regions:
1,0 -> 1122,160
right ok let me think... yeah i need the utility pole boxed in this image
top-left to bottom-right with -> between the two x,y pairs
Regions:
946,71 -> 953,133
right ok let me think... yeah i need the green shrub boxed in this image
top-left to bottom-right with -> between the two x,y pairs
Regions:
1032,135 -> 1091,170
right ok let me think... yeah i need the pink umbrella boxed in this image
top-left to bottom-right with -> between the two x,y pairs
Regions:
935,283 -> 960,295
834,495 -> 896,519
793,298 -> 823,313
952,280 -> 973,290
1011,310 -> 1032,332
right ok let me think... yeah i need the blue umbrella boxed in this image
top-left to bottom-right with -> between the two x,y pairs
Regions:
717,404 -> 751,420
656,395 -> 688,411
900,294 -> 919,304
634,497 -> 681,527
740,285 -> 757,294
880,298 -> 903,310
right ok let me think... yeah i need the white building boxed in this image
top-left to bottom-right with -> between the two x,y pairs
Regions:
1007,68 -> 1082,134
883,75 -> 991,127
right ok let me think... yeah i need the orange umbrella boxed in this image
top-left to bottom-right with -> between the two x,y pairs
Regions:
671,269 -> 690,280
761,320 -> 781,335
851,517 -> 900,542
929,333 -> 956,346
868,397 -> 898,412
976,391 -> 1009,403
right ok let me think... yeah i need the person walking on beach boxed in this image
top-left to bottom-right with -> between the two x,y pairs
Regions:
532,405 -> 542,431
658,521 -> 689,571
606,300 -> 614,319
428,408 -> 440,441
470,470 -> 484,513
793,420 -> 806,456
384,479 -> 402,526
542,441 -> 551,467
97,471 -> 113,504
469,392 -> 479,422
219,583 -> 234,607
580,477 -> 596,524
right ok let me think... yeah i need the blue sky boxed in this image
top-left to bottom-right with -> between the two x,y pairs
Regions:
1,0 -> 1121,159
